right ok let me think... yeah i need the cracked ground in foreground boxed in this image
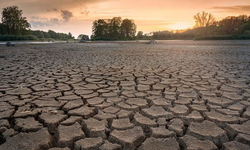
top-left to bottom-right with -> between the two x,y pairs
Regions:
0,40 -> 250,150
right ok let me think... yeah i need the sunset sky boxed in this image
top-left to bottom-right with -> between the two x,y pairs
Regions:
0,0 -> 250,37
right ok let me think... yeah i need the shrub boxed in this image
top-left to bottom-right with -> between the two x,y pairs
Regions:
0,35 -> 38,41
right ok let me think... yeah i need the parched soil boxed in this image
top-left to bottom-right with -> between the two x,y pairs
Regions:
0,41 -> 250,150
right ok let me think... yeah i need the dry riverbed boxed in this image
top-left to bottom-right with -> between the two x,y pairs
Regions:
0,41 -> 250,150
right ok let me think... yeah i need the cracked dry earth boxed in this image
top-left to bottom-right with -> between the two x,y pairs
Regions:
0,40 -> 250,150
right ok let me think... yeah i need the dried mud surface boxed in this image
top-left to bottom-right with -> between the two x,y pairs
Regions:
0,41 -> 250,150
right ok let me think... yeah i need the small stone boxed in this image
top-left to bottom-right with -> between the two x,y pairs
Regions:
14,117 -> 43,132
138,137 -> 180,150
111,118 -> 134,130
74,137 -> 103,150
82,118 -> 107,138
179,135 -> 218,150
222,141 -> 250,150
187,120 -> 229,147
57,122 -> 85,148
109,126 -> 145,150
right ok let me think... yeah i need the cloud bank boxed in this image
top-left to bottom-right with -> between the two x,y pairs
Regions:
211,5 -> 250,13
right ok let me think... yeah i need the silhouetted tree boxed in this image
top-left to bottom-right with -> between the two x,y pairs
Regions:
92,17 -> 136,40
32,30 -> 44,38
0,23 -> 8,35
219,15 -> 249,35
137,31 -> 143,39
43,32 -> 51,38
121,19 -> 136,38
92,19 -> 110,40
78,34 -> 89,41
1,6 -> 30,35
194,11 -> 216,28
68,32 -> 73,39
109,17 -> 122,39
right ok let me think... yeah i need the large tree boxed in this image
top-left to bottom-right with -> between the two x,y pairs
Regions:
78,34 -> 89,41
92,19 -> 110,39
120,19 -> 136,38
1,6 -> 30,35
219,15 -> 249,35
92,17 -> 137,40
109,17 -> 122,38
137,31 -> 143,39
194,11 -> 216,28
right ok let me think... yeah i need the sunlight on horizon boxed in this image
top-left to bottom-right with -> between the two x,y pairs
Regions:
0,0 -> 250,37
169,22 -> 193,30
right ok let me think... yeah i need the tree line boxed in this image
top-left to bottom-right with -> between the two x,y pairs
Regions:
1,6 -> 250,41
91,17 -> 136,40
0,6 -> 75,41
150,12 -> 250,40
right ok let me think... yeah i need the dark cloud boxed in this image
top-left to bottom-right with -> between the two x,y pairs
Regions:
211,5 -> 250,13
30,16 -> 48,21
61,10 -> 73,22
50,18 -> 60,24
30,16 -> 60,27
80,5 -> 90,16
47,8 -> 59,12
30,20 -> 50,27
0,0 -> 110,15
